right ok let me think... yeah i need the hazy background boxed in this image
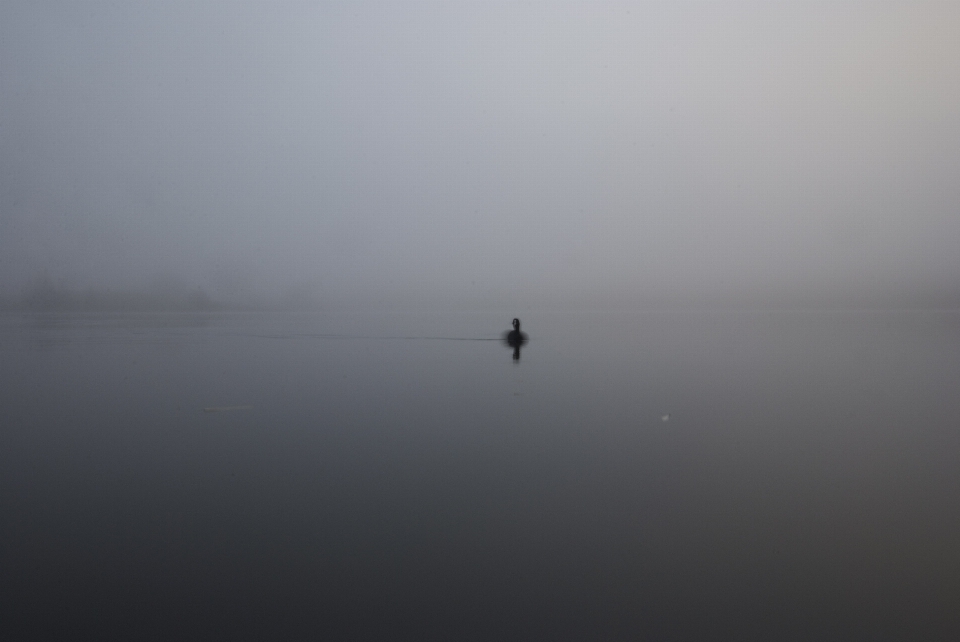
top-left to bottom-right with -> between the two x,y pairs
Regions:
2,1 -> 959,310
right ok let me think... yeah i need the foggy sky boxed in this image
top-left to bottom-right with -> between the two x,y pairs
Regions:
2,1 -> 959,309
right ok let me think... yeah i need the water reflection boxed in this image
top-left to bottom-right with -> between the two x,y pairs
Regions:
10,311 -> 216,351
503,317 -> 528,361
3,310 -> 960,639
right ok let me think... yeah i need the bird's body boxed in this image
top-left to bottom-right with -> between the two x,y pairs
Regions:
503,318 -> 528,361
505,318 -> 528,345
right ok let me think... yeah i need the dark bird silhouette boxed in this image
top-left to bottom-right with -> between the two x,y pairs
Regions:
503,318 -> 528,361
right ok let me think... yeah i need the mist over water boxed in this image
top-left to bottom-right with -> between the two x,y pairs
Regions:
3,1 -> 960,638
2,1 -> 959,308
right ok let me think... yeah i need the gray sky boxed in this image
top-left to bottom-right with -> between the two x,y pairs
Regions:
2,1 -> 959,308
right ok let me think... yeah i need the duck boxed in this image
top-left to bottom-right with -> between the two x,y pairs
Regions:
505,318 -> 528,345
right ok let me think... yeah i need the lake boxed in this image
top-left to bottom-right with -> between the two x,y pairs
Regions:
2,309 -> 959,640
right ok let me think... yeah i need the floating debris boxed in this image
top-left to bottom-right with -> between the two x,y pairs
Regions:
661,413 -> 670,422
203,405 -> 253,413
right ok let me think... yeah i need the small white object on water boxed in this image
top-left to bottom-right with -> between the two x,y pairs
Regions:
661,413 -> 670,422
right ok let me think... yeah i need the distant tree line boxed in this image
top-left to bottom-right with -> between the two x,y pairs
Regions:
15,272 -> 218,312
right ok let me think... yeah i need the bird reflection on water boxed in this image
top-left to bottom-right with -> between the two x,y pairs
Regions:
503,317 -> 528,361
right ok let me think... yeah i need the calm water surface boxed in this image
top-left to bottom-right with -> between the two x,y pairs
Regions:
2,310 -> 959,640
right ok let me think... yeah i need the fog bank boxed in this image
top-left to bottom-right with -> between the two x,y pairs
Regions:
2,2 -> 959,310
